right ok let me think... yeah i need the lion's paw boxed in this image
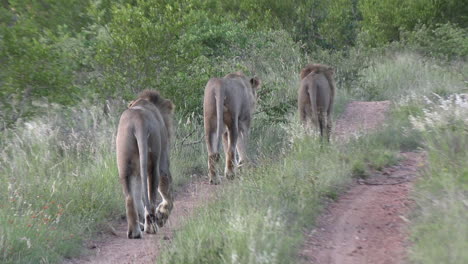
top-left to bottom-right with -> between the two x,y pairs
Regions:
144,212 -> 158,234
209,176 -> 220,185
127,228 -> 142,239
225,170 -> 235,180
156,202 -> 172,227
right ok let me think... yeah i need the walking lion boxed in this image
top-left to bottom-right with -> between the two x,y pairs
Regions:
116,90 -> 174,239
298,64 -> 336,141
203,72 -> 261,184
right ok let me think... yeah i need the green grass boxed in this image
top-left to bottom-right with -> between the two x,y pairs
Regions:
0,104 -> 122,263
158,118 -> 406,263
406,94 -> 468,264
354,52 -> 466,101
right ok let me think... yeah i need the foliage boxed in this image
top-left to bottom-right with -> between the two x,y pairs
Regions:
358,0 -> 468,47
401,23 -> 468,59
0,103 -> 122,263
319,0 -> 360,49
1,0 -> 467,125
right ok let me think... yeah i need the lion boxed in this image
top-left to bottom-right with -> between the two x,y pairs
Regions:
203,72 -> 261,184
298,64 -> 336,141
116,90 -> 174,239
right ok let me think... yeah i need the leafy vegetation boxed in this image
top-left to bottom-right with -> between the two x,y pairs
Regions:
2,0 -> 467,127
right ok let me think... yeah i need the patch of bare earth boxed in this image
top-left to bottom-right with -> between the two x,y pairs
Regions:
300,100 -> 424,264
334,101 -> 391,141
64,179 -> 218,264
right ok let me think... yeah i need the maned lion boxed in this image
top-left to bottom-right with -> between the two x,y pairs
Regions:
116,90 -> 174,239
298,64 -> 336,141
203,72 -> 261,184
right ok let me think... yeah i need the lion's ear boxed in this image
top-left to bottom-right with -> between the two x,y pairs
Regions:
250,77 -> 261,89
300,68 -> 312,80
127,100 -> 135,108
162,99 -> 175,113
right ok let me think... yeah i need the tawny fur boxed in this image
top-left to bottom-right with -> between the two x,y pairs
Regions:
298,64 -> 336,141
116,90 -> 175,239
203,72 -> 261,184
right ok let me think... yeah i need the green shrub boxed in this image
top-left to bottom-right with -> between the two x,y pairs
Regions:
319,0 -> 359,48
401,23 -> 468,59
358,0 -> 467,47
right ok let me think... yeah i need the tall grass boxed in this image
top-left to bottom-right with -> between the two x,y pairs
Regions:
354,52 -> 466,100
407,94 -> 468,264
0,101 -> 207,263
0,103 -> 122,263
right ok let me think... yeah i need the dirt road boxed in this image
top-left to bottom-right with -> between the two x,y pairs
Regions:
300,152 -> 424,264
66,100 -> 419,264
300,101 -> 424,264
65,181 -> 218,264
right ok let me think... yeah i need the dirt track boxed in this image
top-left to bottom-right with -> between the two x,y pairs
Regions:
66,100 -> 421,264
64,181 -> 218,264
300,152 -> 424,264
300,101 -> 424,264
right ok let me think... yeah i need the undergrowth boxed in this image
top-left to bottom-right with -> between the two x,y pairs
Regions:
406,94 -> 468,264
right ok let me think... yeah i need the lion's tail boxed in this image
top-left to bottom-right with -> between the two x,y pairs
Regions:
135,126 -> 151,209
308,79 -> 319,129
215,86 -> 225,154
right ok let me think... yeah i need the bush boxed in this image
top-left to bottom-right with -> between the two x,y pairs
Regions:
358,0 -> 468,47
401,23 -> 468,59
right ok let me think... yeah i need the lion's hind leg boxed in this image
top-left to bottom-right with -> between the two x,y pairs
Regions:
225,121 -> 238,180
132,175 -> 145,231
144,153 -> 159,235
124,175 -> 142,239
326,113 -> 332,142
206,129 -> 221,185
318,111 -> 325,139
156,169 -> 173,228
236,123 -> 250,168
318,111 -> 331,143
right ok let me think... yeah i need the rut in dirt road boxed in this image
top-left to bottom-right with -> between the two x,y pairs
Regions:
300,100 -> 424,264
300,152 -> 425,264
65,101 -> 392,264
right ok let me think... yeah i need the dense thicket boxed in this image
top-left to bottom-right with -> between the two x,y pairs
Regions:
1,0 -> 466,128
